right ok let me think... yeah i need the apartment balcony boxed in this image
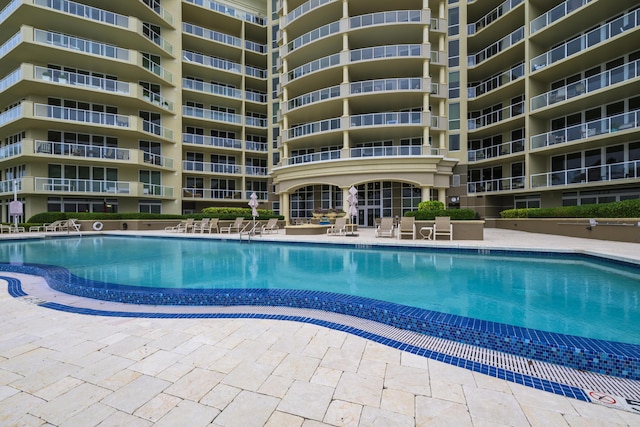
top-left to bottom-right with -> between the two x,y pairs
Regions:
283,0 -> 338,28
183,0 -> 266,27
182,161 -> 242,175
467,63 -> 524,100
283,150 -> 341,166
280,146 -> 444,167
182,133 -> 243,150
244,191 -> 268,200
181,188 -> 244,200
467,139 -> 525,162
182,22 -> 242,59
467,176 -> 525,194
530,59 -> 640,111
182,50 -> 242,76
182,78 -> 242,101
245,166 -> 268,176
25,177 -> 174,198
245,141 -> 267,152
182,105 -> 242,126
468,102 -> 525,132
530,110 -> 640,150
245,116 -> 268,128
467,27 -> 524,69
530,160 -> 640,189
530,0 -> 592,35
468,0 -> 523,36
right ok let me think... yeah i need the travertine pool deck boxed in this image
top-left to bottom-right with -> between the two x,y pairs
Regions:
0,228 -> 639,426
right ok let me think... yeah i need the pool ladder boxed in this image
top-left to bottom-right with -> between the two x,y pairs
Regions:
239,222 -> 261,243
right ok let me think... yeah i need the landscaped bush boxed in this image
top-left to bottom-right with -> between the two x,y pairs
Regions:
201,207 -> 283,220
28,212 -> 183,223
499,198 -> 640,218
417,200 -> 445,211
405,209 -> 477,220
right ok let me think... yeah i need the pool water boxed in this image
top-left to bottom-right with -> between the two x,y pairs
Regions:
2,236 -> 639,345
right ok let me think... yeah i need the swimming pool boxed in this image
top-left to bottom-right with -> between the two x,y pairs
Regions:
1,235 -> 639,380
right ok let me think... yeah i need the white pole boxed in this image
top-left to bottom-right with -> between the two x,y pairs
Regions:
13,179 -> 18,229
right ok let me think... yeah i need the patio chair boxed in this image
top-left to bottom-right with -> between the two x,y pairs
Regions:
192,218 -> 209,233
326,217 -> 347,236
398,217 -> 416,240
177,218 -> 194,233
375,217 -> 395,238
220,217 -> 244,233
1,224 -> 12,233
434,216 -> 453,240
44,220 -> 67,232
66,218 -> 81,232
261,218 -> 280,234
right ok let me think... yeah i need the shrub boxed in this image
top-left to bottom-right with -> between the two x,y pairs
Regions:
418,200 -> 445,211
405,209 -> 477,220
499,199 -> 640,218
201,207 -> 283,220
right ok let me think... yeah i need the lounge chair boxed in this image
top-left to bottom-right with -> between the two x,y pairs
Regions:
193,218 -> 219,233
66,218 -> 81,232
221,217 -> 244,233
398,217 -> 416,240
434,216 -> 453,240
1,224 -> 12,233
327,217 -> 347,236
375,217 -> 395,238
44,220 -> 67,232
261,218 -> 280,234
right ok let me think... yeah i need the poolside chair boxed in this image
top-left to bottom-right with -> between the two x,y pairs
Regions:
433,216 -> 453,240
177,218 -> 195,233
0,224 -> 12,233
261,218 -> 280,234
44,220 -> 67,232
375,217 -> 395,238
221,217 -> 244,233
398,216 -> 416,240
192,218 -> 209,233
66,218 -> 81,232
326,217 -> 347,236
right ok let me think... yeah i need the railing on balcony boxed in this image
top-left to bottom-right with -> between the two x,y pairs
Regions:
142,88 -> 173,111
351,146 -> 422,157
182,106 -> 242,125
142,183 -> 173,197
351,111 -> 422,127
0,103 -> 22,126
182,133 -> 243,149
288,85 -> 340,111
246,166 -> 268,176
245,65 -> 267,79
531,9 -> 639,71
350,10 -> 422,29
0,178 -> 21,193
142,27 -> 173,54
531,59 -> 640,110
468,63 -> 524,98
468,102 -> 524,130
182,22 -> 241,48
467,27 -> 524,67
183,78 -> 242,99
34,29 -> 129,61
351,77 -> 422,95
0,142 -> 21,159
467,139 -> 525,162
467,176 -> 525,193
246,116 -> 267,127
34,104 -> 131,127
284,150 -> 341,165
143,152 -> 174,168
183,0 -> 265,25
246,141 -> 268,151
288,118 -> 341,138
34,177 -> 130,194
0,67 -> 20,91
530,0 -> 592,34
531,160 -> 640,188
34,140 -> 130,161
245,191 -> 268,200
0,32 -> 21,59
351,44 -> 422,62
142,120 -> 173,140
245,40 -> 267,54
286,0 -> 334,26
289,53 -> 340,81
0,0 -> 19,25
530,110 -> 640,149
35,0 -> 129,28
142,0 -> 174,25
182,50 -> 242,73
140,57 -> 173,83
35,66 -> 130,94
288,21 -> 339,54
245,90 -> 267,103
182,188 -> 243,199
468,0 -> 523,35
183,161 -> 242,174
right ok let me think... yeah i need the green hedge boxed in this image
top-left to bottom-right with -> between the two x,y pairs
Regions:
28,212 -> 184,223
500,199 -> 640,218
201,207 -> 283,220
405,209 -> 477,220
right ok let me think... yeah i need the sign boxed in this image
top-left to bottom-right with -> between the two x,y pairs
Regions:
9,200 -> 23,216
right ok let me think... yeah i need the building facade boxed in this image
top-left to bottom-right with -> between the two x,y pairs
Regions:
0,0 -> 638,224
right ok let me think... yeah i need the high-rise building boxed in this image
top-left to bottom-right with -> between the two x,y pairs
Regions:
0,0 -> 638,224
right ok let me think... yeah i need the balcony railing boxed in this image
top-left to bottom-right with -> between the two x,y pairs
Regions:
246,141 -> 267,151
467,139 -> 524,162
182,106 -> 242,125
34,29 -> 129,61
142,120 -> 173,140
35,0 -> 129,28
143,183 -> 173,197
467,27 -> 524,67
468,63 -> 524,98
142,0 -> 174,25
245,191 -> 268,200
182,50 -> 242,73
0,32 -> 20,59
530,0 -> 592,34
184,0 -> 265,26
351,44 -> 422,62
467,176 -> 525,193
530,110 -> 640,149
351,146 -> 422,157
34,104 -> 130,127
288,85 -> 340,111
246,166 -> 268,176
0,142 -> 21,159
0,103 -> 22,126
289,53 -> 340,81
182,78 -> 242,99
288,21 -> 339,54
531,59 -> 640,110
350,10 -> 422,29
284,150 -> 341,165
245,65 -> 267,79
34,177 -> 130,194
35,66 -> 130,94
142,27 -> 173,54
142,152 -> 174,168
246,116 -> 267,127
182,22 -> 241,48
288,118 -> 341,138
531,160 -> 640,188
468,0 -> 523,35
245,90 -> 267,103
245,40 -> 267,54
0,67 -> 20,92
182,161 -> 242,174
351,111 -> 422,127
0,0 -> 19,25
182,188 -> 243,199
352,78 -> 422,94
182,133 -> 243,149
286,0 -> 334,26
140,57 -> 173,83
531,9 -> 639,72
34,140 -> 130,161
468,102 -> 524,130
142,89 -> 173,111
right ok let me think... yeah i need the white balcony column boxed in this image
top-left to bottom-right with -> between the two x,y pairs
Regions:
342,187 -> 350,216
438,189 -> 447,205
421,186 -> 431,202
281,192 -> 290,223
342,0 -> 348,19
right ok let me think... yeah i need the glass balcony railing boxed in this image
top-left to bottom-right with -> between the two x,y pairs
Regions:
531,159 -> 640,188
35,66 -> 130,94
284,150 -> 341,165
183,161 -> 242,174
182,133 -> 242,149
468,102 -> 525,130
351,78 -> 422,94
467,27 -> 524,67
245,40 -> 267,54
182,106 -> 242,124
182,188 -> 242,199
350,10 -> 422,29
35,0 -> 129,28
467,0 -> 522,35
0,67 -> 20,92
34,177 -> 130,194
0,0 -> 19,25
140,57 -> 173,83
182,50 -> 242,73
531,9 -> 639,72
34,104 -> 130,127
286,0 -> 334,26
467,139 -> 525,162
467,176 -> 525,193
288,21 -> 339,53
34,140 -> 130,160
531,59 -> 640,110
142,120 -> 173,140
530,110 -> 640,149
34,29 -> 129,61
289,53 -> 340,81
142,0 -> 174,25
351,111 -> 422,127
245,65 -> 267,79
246,141 -> 267,151
182,78 -> 241,98
143,183 -> 173,197
142,88 -> 173,111
0,103 -> 22,126
351,44 -> 422,62
245,117 -> 267,127
246,166 -> 268,176
184,0 -> 265,26
142,152 -> 173,168
288,118 -> 341,138
351,146 -> 422,157
0,178 -> 21,193
182,22 -> 241,48
142,28 -> 173,54
468,63 -> 524,98
0,32 -> 20,59
530,0 -> 592,34
0,141 -> 21,159
288,85 -> 340,110
245,90 -> 267,103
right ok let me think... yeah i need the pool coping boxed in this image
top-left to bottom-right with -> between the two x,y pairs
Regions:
1,235 -> 639,382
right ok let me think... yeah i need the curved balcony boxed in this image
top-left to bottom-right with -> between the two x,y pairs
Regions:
283,150 -> 341,166
182,22 -> 241,48
468,0 -> 523,35
351,146 -> 423,158
34,66 -> 130,94
285,0 -> 337,27
468,102 -> 525,131
184,0 -> 265,26
182,105 -> 242,125
182,133 -> 243,150
530,0 -> 592,34
350,9 -> 424,30
351,111 -> 423,127
34,0 -> 129,28
467,27 -> 524,67
467,176 -> 525,194
33,29 -> 129,61
33,177 -> 130,195
531,160 -> 640,189
468,63 -> 524,99
286,21 -> 340,55
352,77 -> 423,95
34,104 -> 130,127
530,110 -> 640,150
350,44 -> 423,63
182,161 -> 242,174
467,139 -> 525,162
182,78 -> 242,99
182,50 -> 242,74
288,53 -> 340,82
287,117 -> 341,140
